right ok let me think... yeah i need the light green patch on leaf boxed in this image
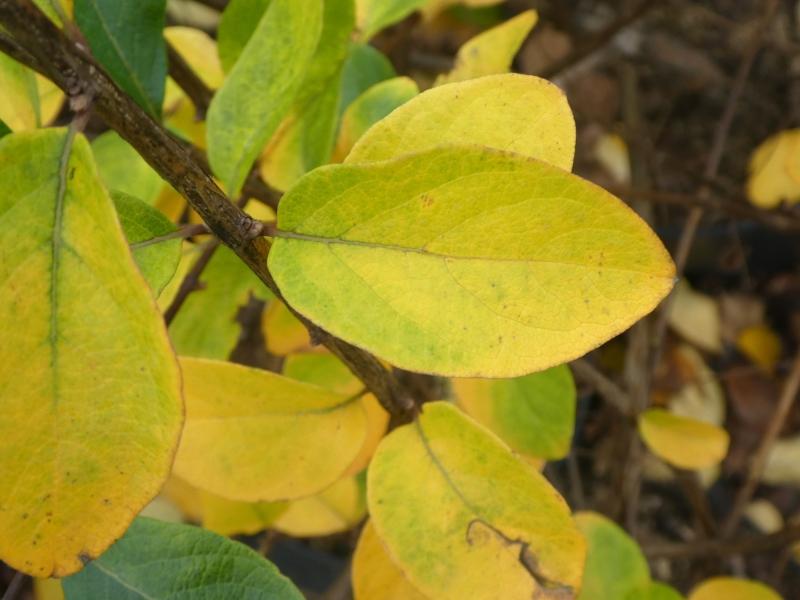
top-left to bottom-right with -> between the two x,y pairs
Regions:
217,0 -> 272,73
61,517 -> 303,599
575,511 -> 651,600
269,146 -> 675,377
206,0 -> 323,196
368,402 -> 586,600
452,365 -> 576,460
347,74 -> 576,170
335,76 -> 419,160
111,191 -> 181,295
436,9 -> 537,85
356,0 -> 427,41
0,129 -> 182,577
91,131 -> 165,205
169,244 -> 271,359
74,0 -> 167,117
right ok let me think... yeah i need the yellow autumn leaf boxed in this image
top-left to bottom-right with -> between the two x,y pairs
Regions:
352,520 -> 429,600
594,132 -> 631,184
689,577 -> 781,600
201,492 -> 287,537
435,10 -> 537,86
164,26 -> 225,90
0,129 -> 183,576
736,324 -> 782,375
638,408 -> 729,471
262,299 -> 313,355
667,280 -> 722,353
368,402 -> 586,600
283,352 -> 389,475
34,578 -> 64,600
347,73 -> 576,171
173,357 -> 368,502
270,145 -> 675,377
746,129 -> 800,208
272,475 -> 366,537
421,0 -> 502,19
0,55 -> 64,131
162,475 -> 205,522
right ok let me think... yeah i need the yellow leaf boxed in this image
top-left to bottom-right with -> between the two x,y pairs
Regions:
272,476 -> 366,537
270,145 -> 675,377
173,357 -> 368,501
352,520 -> 429,600
201,492 -> 286,537
667,280 -> 722,353
422,0 -> 503,19
283,352 -> 389,474
689,577 -> 781,600
594,132 -> 631,184
347,73 -> 576,171
0,129 -> 183,576
164,26 -> 224,90
34,578 -> 64,600
368,402 -> 586,600
36,75 -> 65,127
638,408 -> 729,471
0,55 -> 63,131
162,476 -> 205,522
747,129 -> 800,208
262,299 -> 313,355
736,324 -> 782,375
452,365 -> 576,460
435,10 -> 537,85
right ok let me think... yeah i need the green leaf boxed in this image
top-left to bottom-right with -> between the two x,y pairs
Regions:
206,0 -> 323,196
259,0 -> 355,191
75,0 -> 167,117
631,582 -> 685,600
111,191 -> 181,295
0,119 -> 10,139
217,0 -> 272,73
269,146 -> 675,377
347,73 -> 576,170
173,357 -> 368,501
62,517 -> 304,599
338,42 -> 397,117
436,9 -> 537,85
452,365 -> 576,460
334,76 -> 419,160
0,129 -> 182,576
169,245 -> 271,359
575,512 -> 650,600
356,0 -> 427,41
91,131 -> 164,204
368,402 -> 586,599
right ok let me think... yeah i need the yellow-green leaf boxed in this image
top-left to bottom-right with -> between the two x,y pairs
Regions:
262,299 -> 313,355
272,475 -> 366,536
746,129 -> 800,209
352,520 -> 429,600
452,365 -> 576,460
201,492 -> 287,537
0,129 -> 182,576
689,578 -> 781,600
91,130 -> 165,204
436,10 -> 537,85
174,357 -> 368,501
368,402 -> 586,600
0,53 -> 44,131
346,73 -> 576,170
334,76 -> 419,161
638,408 -> 729,471
270,145 -> 675,377
355,0 -> 426,41
632,582 -> 685,600
338,42 -> 397,117
217,0 -> 272,73
421,0 -> 502,19
574,512 -> 650,600
164,26 -> 224,90
283,352 -> 389,474
206,0 -> 322,195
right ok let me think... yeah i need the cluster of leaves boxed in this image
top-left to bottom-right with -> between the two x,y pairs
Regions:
0,0 -> 786,598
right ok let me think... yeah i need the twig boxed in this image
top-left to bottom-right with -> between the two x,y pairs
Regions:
0,0 -> 414,417
570,358 -> 633,416
130,222 -> 210,249
722,351 -> 800,537
1,571 -> 26,600
163,239 -> 220,325
166,41 -> 212,118
645,520 -> 800,559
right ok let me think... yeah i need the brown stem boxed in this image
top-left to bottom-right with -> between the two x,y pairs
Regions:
166,41 -> 212,118
0,0 -> 414,417
163,239 -> 220,325
645,521 -> 800,559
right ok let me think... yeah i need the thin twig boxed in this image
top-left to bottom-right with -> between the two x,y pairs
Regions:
1,571 -> 26,600
722,351 -> 800,537
163,239 -> 220,325
130,223 -> 210,249
166,41 -> 213,118
570,358 -> 633,416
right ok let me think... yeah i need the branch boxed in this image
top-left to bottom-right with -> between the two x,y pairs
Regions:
645,521 -> 800,559
0,0 -> 414,417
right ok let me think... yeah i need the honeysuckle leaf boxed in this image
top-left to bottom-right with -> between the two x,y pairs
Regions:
338,42 -> 397,117
91,130 -> 165,205
0,129 -> 182,576
271,475 -> 366,537
0,53 -> 63,131
217,0 -> 272,73
368,402 -> 586,599
75,0 -> 167,117
62,517 -> 304,600
269,145 -> 675,377
173,357 -> 368,502
638,408 -> 729,471
206,0 -> 322,196
355,0 -> 427,41
688,577 -> 781,600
